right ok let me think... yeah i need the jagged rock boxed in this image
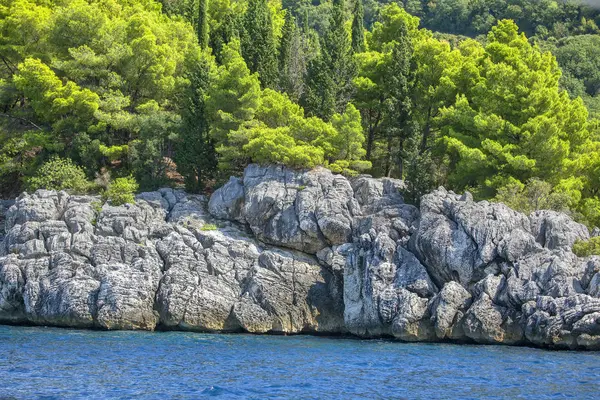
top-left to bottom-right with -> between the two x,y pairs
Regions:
530,210 -> 590,251
208,177 -> 245,221
523,295 -> 600,349
0,200 -> 14,243
0,184 -> 345,333
430,282 -> 472,339
6,190 -> 68,229
2,164 -> 600,350
351,176 -> 405,214
343,183 -> 430,338
413,188 -> 531,287
210,164 -> 361,254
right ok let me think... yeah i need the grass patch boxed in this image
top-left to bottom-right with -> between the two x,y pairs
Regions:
201,223 -> 218,231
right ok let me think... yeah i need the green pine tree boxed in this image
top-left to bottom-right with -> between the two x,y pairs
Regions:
303,0 -> 355,119
279,12 -> 295,86
197,0 -> 209,49
302,56 -> 336,120
175,53 -> 216,193
209,10 -> 238,64
351,0 -> 365,53
384,24 -> 413,178
240,0 -> 278,88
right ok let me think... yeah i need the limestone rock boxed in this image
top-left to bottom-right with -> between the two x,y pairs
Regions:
2,165 -> 600,350
0,187 -> 344,334
530,210 -> 590,251
209,164 -> 361,254
413,188 -> 531,287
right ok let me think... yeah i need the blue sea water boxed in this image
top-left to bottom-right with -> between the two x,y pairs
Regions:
0,325 -> 599,399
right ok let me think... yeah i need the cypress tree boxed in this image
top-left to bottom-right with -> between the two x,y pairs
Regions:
197,0 -> 209,50
175,54 -> 217,193
302,56 -> 336,119
240,0 -> 278,88
304,0 -> 355,119
384,23 -> 413,178
351,0 -> 365,53
209,11 -> 238,64
279,12 -> 295,78
278,12 -> 307,100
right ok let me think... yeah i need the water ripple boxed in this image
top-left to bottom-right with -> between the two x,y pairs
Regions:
0,326 -> 599,399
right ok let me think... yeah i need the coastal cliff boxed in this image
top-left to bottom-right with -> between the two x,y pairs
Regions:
1,164 -> 600,350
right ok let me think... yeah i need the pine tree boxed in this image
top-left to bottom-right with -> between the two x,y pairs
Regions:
240,0 -> 278,88
209,11 -> 238,64
304,0 -> 355,119
206,40 -> 261,175
175,53 -> 217,192
197,0 -> 209,50
351,0 -> 365,53
279,12 -> 295,86
302,56 -> 336,120
278,12 -> 307,101
384,24 -> 413,178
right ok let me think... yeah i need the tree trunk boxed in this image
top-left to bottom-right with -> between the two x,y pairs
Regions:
420,107 -> 432,153
366,126 -> 375,160
397,138 -> 404,179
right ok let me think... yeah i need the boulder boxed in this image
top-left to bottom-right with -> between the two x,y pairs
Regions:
530,210 -> 590,251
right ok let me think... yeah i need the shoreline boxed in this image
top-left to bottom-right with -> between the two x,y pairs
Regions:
2,323 -> 597,352
2,165 -> 600,351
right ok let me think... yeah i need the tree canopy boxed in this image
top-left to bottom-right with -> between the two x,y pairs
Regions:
2,0 -> 600,230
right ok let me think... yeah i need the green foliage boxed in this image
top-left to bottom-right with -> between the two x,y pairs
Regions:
26,157 -> 91,193
103,177 -> 139,206
329,103 -> 371,173
175,50 -> 217,193
241,0 -> 278,88
198,0 -> 209,49
573,237 -> 600,258
494,178 -> 571,215
0,0 -> 200,194
302,0 -> 355,119
91,200 -> 103,215
436,20 -> 591,198
206,39 -> 261,175
2,0 -> 600,230
201,223 -> 218,231
395,0 -> 600,39
351,0 -> 365,53
218,87 -> 369,174
277,11 -> 308,101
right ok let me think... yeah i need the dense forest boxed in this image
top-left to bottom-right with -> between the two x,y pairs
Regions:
1,0 -> 600,227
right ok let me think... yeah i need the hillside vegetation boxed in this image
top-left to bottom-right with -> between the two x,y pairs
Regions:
1,0 -> 600,227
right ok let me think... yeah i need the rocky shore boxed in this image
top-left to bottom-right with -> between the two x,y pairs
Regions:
1,164 -> 600,350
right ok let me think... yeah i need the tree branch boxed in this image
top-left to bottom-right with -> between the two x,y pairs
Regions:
0,113 -> 44,131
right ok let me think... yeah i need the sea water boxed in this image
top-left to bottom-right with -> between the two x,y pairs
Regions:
0,325 -> 598,399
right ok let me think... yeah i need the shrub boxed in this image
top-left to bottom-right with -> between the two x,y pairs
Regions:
201,223 -> 218,231
103,176 -> 139,206
573,237 -> 600,257
90,200 -> 103,214
26,157 -> 90,193
494,178 -> 571,215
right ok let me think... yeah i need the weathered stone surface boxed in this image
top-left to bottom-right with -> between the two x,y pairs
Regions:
430,282 -> 472,340
530,210 -> 590,251
0,199 -> 14,243
0,185 -> 344,334
210,164 -> 361,254
413,188 -> 531,287
207,177 -> 244,221
2,164 -> 600,349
